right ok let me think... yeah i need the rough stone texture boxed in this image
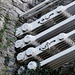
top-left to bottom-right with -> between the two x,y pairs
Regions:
0,21 -> 3,30
0,0 -> 12,4
0,57 -> 5,70
0,0 -> 18,74
0,16 -> 4,30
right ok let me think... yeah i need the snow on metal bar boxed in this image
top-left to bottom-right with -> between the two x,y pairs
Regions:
17,30 -> 75,61
27,45 -> 75,70
15,15 -> 75,48
15,1 -> 75,37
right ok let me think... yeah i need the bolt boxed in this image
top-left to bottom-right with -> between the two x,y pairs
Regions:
17,52 -> 25,61
24,35 -> 35,44
16,28 -> 21,37
56,6 -> 64,13
58,33 -> 67,41
21,23 -> 28,31
26,47 -> 36,57
28,61 -> 37,70
21,23 -> 31,32
15,40 -> 23,48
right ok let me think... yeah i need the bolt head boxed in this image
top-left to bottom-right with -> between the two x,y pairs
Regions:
21,23 -> 31,32
16,28 -> 22,37
24,35 -> 35,43
21,23 -> 28,31
15,40 -> 23,48
18,66 -> 25,74
17,52 -> 25,61
26,47 -> 36,56
28,61 -> 37,70
58,33 -> 67,40
56,6 -> 64,13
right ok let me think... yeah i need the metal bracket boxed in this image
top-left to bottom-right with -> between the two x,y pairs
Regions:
27,45 -> 75,69
16,1 -> 75,37
17,30 -> 75,61
15,15 -> 75,48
